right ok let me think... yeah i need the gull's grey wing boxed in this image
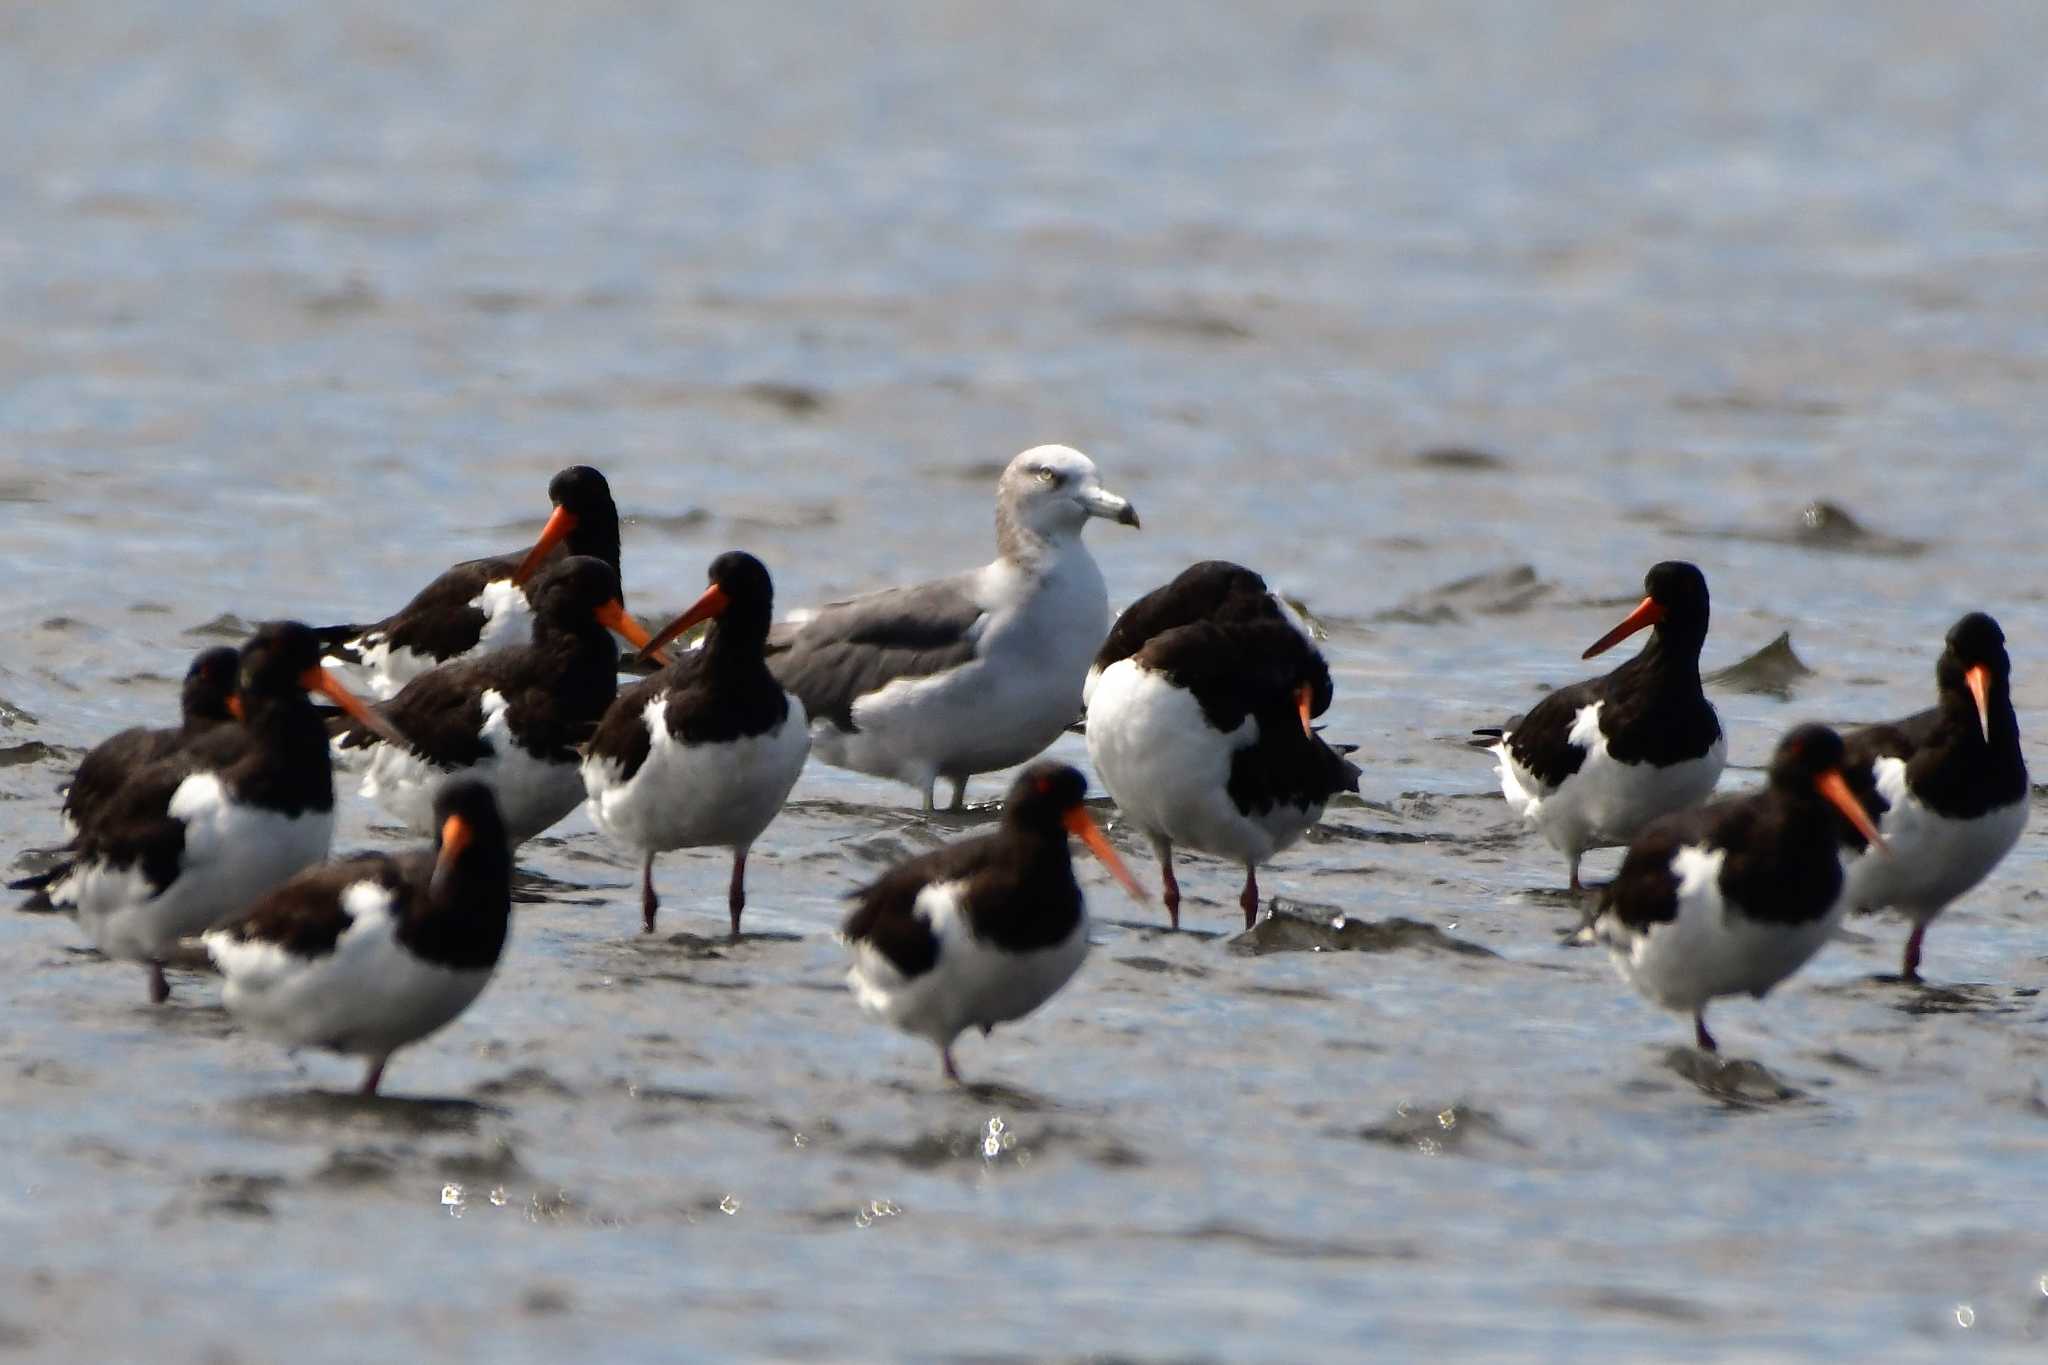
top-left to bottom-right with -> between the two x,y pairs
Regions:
768,575 -> 987,732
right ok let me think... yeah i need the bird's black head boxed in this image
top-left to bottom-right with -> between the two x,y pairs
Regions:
529,555 -> 626,624
1001,761 -> 1091,833
429,779 -> 513,901
238,621 -> 325,697
707,550 -> 775,620
548,465 -> 614,518
639,550 -> 778,663
1645,561 -> 1710,631
1942,612 -> 2008,678
183,646 -> 241,721
1767,723 -> 1848,789
1937,611 -> 2010,742
533,465 -> 622,572
1582,560 -> 1711,660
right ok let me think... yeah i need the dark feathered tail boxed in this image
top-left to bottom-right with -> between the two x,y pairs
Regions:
311,622 -> 369,665
9,862 -> 68,913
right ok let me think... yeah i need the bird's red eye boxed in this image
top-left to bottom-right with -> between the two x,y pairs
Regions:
1034,776 -> 1053,795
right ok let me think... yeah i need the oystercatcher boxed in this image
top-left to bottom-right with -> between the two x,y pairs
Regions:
842,761 -> 1147,1083
23,622 -> 403,1003
1589,723 -> 1887,1052
1837,612 -> 2027,982
1475,561 -> 1725,892
583,551 -> 810,937
205,780 -> 514,1096
26,646 -> 240,847
317,465 -> 629,698
1085,561 -> 1358,928
331,556 -> 656,844
769,445 -> 1138,811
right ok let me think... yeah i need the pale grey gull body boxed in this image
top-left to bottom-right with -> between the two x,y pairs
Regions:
769,445 -> 1139,810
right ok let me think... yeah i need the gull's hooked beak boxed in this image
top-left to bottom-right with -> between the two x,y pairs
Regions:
511,504 -> 579,586
300,666 -> 410,747
1062,806 -> 1150,904
1816,768 -> 1889,855
431,812 -> 473,900
593,599 -> 669,666
1584,595 -> 1666,660
1964,664 -> 1992,744
1078,482 -> 1141,529
637,582 -> 730,665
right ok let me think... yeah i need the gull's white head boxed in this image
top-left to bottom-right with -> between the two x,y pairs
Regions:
995,445 -> 1140,554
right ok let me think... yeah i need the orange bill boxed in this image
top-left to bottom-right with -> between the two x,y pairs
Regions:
432,813 -> 473,897
1815,768 -> 1889,854
226,694 -> 246,722
510,504 -> 579,586
595,598 -> 669,666
1964,664 -> 1992,743
1062,807 -> 1150,904
1583,595 -> 1665,660
301,666 -> 411,747
1294,683 -> 1315,738
636,582 -> 731,664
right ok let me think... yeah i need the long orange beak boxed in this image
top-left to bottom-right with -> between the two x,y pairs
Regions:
1964,664 -> 1992,744
1583,595 -> 1665,659
301,666 -> 410,747
432,812 -> 473,898
1816,768 -> 1889,854
594,598 -> 669,666
1294,683 -> 1314,738
637,582 -> 730,664
510,504 -> 578,587
1062,806 -> 1149,904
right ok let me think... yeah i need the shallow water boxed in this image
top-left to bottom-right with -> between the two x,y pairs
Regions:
4,1 -> 2048,1359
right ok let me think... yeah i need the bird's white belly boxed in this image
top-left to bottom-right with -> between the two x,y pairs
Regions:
209,882 -> 493,1057
848,881 -> 1090,1047
356,690 -> 583,843
1086,662 -> 1309,864
70,776 -> 333,962
1600,844 -> 1840,1012
584,697 -> 810,852
1505,704 -> 1725,856
1844,758 -> 2026,919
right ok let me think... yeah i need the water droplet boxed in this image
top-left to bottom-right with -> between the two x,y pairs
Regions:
1438,1108 -> 1458,1130
1954,1304 -> 1975,1329
489,1186 -> 508,1207
2038,1274 -> 2048,1297
1331,915 -> 1347,930
441,1183 -> 465,1217
792,1132 -> 808,1148
718,1193 -> 741,1215
1415,1137 -> 1442,1158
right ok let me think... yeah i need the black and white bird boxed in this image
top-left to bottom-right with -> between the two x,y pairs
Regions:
318,465 -> 633,698
1837,612 -> 2027,982
769,445 -> 1138,811
1085,561 -> 1359,929
204,780 -> 514,1097
331,556 -> 655,845
1475,561 -> 1726,892
38,645 -> 240,844
22,623 -> 403,1003
1589,724 -> 1887,1052
582,551 -> 811,937
842,761 -> 1147,1084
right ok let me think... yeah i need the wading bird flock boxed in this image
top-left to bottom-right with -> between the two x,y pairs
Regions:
10,449 -> 2028,1094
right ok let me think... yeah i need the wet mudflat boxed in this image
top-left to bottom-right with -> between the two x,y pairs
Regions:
4,1 -> 2048,1359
